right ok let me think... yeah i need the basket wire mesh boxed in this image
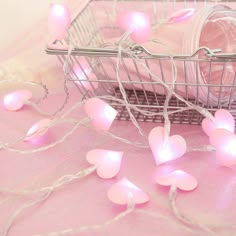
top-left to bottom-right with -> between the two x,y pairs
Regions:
46,0 -> 236,125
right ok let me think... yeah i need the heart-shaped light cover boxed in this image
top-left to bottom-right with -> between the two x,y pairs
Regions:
84,98 -> 118,132
4,90 -> 32,111
86,149 -> 123,179
24,118 -> 52,141
107,178 -> 149,205
148,127 -> 187,165
202,109 -> 235,136
155,170 -> 198,191
168,8 -> 195,23
210,128 -> 236,167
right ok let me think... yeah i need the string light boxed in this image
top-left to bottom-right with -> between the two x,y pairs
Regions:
148,127 -> 187,165
155,170 -> 198,191
202,109 -> 235,136
72,58 -> 98,91
117,11 -> 151,43
2,3 -> 236,236
3,90 -> 32,111
107,178 -> 149,205
209,128 -> 236,167
48,4 -> 71,40
168,8 -> 195,23
86,149 -> 123,179
24,119 -> 52,142
84,98 -> 118,132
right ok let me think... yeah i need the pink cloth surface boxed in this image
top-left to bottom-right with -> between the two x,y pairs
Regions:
0,87 -> 236,236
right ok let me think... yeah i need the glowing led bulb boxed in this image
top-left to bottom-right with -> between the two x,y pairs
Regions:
84,98 -> 118,132
131,13 -> 146,29
52,4 -> 65,16
103,105 -> 117,122
107,178 -> 149,205
106,151 -> 121,162
48,4 -> 71,40
117,11 -> 151,43
3,90 -> 32,111
157,146 -> 173,163
86,149 -> 123,179
224,139 -> 236,155
148,127 -> 186,165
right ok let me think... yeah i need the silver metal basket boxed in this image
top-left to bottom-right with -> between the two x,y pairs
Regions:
46,0 -> 236,125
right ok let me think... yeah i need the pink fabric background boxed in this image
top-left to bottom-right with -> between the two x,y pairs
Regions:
0,1 -> 236,236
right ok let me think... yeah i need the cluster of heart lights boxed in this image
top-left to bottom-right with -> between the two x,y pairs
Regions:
3,5 -> 236,209
47,2 -> 196,45
3,90 -> 236,205
115,8 -> 196,44
84,105 -> 235,205
3,90 -> 52,143
49,4 -> 152,43
2,89 -> 202,207
86,149 -> 150,205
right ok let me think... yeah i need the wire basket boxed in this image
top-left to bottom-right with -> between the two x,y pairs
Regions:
46,0 -> 236,125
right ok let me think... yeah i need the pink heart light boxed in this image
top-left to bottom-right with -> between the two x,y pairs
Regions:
168,8 -> 195,23
117,11 -> 151,43
48,4 -> 71,40
210,128 -> 236,167
24,118 -> 52,141
155,170 -> 198,191
86,149 -> 123,179
3,90 -> 32,111
73,58 -> 98,91
148,127 -> 187,166
107,178 -> 149,205
84,98 -> 118,132
202,109 -> 235,136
